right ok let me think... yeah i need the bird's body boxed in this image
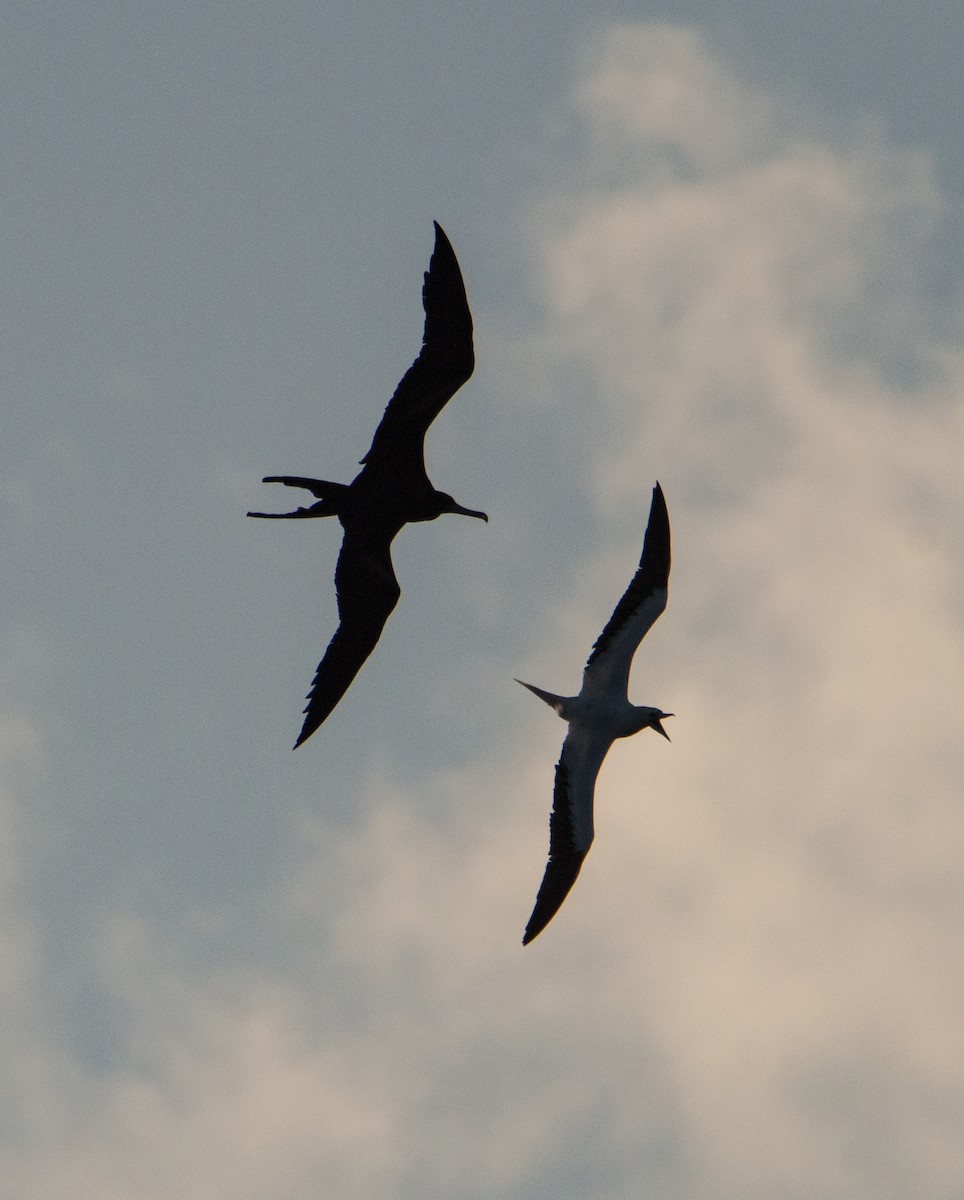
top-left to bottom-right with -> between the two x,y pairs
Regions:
517,482 -> 672,945
248,222 -> 486,747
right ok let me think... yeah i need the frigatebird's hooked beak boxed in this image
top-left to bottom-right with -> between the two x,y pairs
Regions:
447,501 -> 488,522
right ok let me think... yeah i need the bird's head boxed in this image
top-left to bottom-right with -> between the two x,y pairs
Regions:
436,492 -> 488,522
649,710 -> 674,740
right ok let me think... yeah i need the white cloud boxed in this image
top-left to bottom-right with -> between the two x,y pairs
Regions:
507,21 -> 964,1199
6,20 -> 964,1200
573,26 -> 771,172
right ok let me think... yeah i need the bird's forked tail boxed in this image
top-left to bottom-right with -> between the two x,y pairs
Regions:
247,476 -> 348,520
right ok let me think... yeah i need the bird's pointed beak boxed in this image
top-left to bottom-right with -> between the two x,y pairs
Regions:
450,502 -> 488,522
654,714 -> 673,741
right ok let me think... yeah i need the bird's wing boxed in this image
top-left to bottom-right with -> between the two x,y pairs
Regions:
581,483 -> 670,700
523,728 -> 613,945
293,529 -> 401,748
359,222 -> 474,473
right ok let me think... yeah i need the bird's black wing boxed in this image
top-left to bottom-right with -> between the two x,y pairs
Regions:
582,482 -> 670,699
360,222 -> 474,473
523,730 -> 610,945
294,528 -> 402,748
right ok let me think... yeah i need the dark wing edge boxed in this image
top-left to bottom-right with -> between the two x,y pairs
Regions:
522,756 -> 591,945
360,222 -> 475,468
586,481 -> 670,669
293,534 -> 402,748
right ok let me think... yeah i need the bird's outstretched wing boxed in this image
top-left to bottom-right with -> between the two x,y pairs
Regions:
523,729 -> 612,945
581,482 -> 670,700
360,222 -> 474,473
294,529 -> 402,748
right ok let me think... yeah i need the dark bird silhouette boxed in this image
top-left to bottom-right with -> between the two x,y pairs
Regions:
248,222 -> 487,747
516,483 -> 672,945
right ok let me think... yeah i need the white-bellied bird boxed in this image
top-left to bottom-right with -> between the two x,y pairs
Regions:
248,222 -> 487,748
517,482 -> 672,944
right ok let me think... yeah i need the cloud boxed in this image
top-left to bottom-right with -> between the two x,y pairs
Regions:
504,21 -> 964,1198
7,20 -> 964,1200
573,25 -> 771,172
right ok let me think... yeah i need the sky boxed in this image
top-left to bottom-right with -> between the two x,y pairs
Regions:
2,4 -> 964,1198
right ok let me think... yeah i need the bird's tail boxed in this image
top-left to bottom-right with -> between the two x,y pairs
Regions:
514,678 -> 569,717
247,476 -> 348,519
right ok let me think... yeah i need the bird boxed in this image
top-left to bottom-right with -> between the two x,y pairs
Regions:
248,222 -> 487,748
516,482 -> 672,945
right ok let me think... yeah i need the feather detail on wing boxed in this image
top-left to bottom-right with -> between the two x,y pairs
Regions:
294,529 -> 402,748
523,729 -> 612,945
360,222 -> 474,472
582,482 -> 670,699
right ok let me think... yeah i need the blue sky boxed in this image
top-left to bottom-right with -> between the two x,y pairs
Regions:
2,6 -> 964,1198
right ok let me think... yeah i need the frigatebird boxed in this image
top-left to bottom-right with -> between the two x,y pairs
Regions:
516,483 -> 672,945
248,222 -> 487,748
